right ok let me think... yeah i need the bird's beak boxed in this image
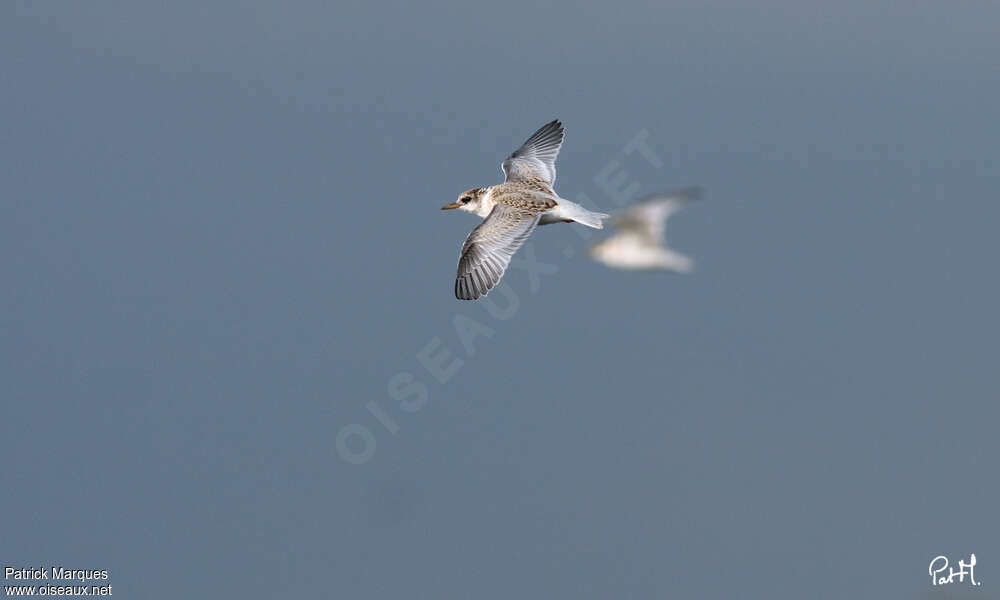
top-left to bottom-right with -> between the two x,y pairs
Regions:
441,202 -> 462,210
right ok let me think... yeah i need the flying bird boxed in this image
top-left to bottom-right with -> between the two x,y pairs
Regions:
442,120 -> 608,300
589,188 -> 701,272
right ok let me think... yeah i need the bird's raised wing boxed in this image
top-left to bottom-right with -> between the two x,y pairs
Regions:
501,119 -> 564,185
613,188 -> 701,242
455,204 -> 540,300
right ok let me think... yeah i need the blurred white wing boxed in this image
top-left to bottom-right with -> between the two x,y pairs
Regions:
612,188 -> 701,242
500,119 -> 564,185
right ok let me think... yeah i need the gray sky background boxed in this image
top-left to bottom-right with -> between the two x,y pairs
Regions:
2,2 -> 998,598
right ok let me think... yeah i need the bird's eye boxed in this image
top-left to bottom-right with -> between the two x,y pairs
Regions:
461,196 -> 471,203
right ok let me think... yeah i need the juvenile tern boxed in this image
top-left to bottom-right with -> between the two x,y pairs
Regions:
442,119 -> 608,300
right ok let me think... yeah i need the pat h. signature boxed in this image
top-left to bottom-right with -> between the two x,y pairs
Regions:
929,553 -> 981,586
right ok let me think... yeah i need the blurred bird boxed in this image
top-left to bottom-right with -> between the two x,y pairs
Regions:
589,188 -> 701,272
442,119 -> 609,300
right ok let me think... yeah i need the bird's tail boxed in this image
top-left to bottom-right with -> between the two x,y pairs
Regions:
557,198 -> 609,229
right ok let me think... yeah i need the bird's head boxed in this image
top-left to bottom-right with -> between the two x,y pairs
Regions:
588,237 -> 613,261
442,187 -> 487,215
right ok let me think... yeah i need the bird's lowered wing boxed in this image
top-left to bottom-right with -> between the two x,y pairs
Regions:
455,203 -> 540,300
